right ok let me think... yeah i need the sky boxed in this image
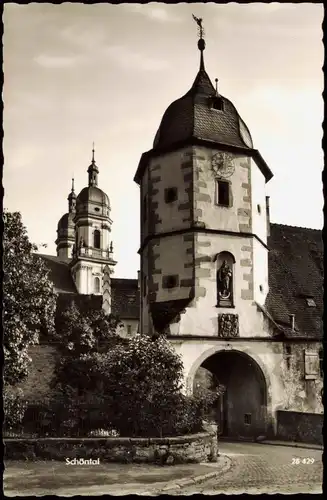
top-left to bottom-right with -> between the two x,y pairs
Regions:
3,2 -> 323,279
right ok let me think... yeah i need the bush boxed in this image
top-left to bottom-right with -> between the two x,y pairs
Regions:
3,387 -> 28,432
48,333 -> 223,438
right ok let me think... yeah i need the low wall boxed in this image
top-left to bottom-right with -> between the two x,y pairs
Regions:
276,410 -> 323,445
4,431 -> 218,464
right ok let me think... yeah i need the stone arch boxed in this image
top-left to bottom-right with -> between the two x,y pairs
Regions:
187,345 -> 273,438
186,345 -> 272,411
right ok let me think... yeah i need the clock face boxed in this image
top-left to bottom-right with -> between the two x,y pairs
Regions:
211,152 -> 235,178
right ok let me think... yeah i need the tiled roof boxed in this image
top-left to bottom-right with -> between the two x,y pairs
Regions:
266,223 -> 323,339
111,278 -> 140,319
153,69 -> 253,151
37,255 -> 139,320
37,254 -> 77,294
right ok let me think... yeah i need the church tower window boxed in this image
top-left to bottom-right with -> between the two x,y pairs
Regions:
94,230 -> 101,249
94,277 -> 100,294
216,180 -> 230,207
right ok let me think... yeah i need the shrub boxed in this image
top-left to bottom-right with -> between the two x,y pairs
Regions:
3,387 -> 28,432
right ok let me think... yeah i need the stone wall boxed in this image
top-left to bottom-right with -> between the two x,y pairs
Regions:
4,431 -> 218,464
276,410 -> 323,445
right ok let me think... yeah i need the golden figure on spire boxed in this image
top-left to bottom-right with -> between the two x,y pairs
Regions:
192,14 -> 206,70
192,14 -> 205,39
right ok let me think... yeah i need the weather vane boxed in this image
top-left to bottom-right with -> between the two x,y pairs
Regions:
192,14 -> 205,40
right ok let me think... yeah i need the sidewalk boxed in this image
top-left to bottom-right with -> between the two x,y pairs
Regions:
258,439 -> 323,451
4,455 -> 232,496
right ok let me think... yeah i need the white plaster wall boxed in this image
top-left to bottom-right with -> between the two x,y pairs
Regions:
179,232 -> 267,338
253,238 -> 269,305
250,160 -> 268,244
154,234 -> 193,303
193,147 -> 252,232
148,147 -> 193,233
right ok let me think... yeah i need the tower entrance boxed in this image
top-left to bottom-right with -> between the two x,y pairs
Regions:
193,350 -> 268,440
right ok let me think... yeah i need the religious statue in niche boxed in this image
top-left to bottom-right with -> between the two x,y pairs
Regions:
217,259 -> 233,307
218,313 -> 239,338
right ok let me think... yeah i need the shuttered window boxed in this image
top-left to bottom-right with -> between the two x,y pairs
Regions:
304,351 -> 319,380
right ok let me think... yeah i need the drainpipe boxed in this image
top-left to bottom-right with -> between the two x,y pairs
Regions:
289,314 -> 295,331
266,196 -> 270,237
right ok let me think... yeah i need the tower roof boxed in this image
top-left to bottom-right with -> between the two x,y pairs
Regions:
77,185 -> 110,207
57,212 -> 75,231
75,146 -> 110,213
153,68 -> 253,151
134,17 -> 273,185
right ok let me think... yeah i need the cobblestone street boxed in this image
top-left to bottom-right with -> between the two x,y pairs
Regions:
159,442 -> 323,495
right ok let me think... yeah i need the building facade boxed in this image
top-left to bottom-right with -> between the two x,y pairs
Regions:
40,148 -> 140,336
26,26 -> 322,442
133,32 -> 323,439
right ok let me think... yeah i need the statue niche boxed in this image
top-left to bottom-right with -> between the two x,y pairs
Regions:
215,252 -> 235,308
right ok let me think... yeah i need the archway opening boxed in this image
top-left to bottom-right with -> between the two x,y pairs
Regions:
193,350 -> 268,440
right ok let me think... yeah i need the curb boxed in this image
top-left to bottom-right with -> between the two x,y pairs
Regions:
140,455 -> 232,495
258,440 -> 323,451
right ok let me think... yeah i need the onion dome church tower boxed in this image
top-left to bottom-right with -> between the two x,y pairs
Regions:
134,17 -> 273,337
55,179 -> 76,260
69,146 -> 117,295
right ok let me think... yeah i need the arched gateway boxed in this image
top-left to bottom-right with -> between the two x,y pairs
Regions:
188,348 -> 270,439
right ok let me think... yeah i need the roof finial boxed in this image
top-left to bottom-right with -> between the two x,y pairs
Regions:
92,142 -> 95,163
71,177 -> 75,192
215,78 -> 219,95
192,14 -> 205,71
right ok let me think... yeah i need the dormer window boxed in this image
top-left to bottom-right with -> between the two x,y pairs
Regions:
211,96 -> 224,111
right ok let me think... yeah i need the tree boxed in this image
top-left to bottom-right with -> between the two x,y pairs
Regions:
76,334 -> 187,437
52,301 -> 123,358
3,211 -> 57,386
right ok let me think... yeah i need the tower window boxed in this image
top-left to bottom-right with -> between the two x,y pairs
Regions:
257,204 -> 261,214
162,274 -> 179,289
216,180 -> 230,207
94,230 -> 101,249
211,96 -> 224,111
127,325 -> 132,335
94,277 -> 100,294
143,275 -> 147,297
165,187 -> 178,204
94,207 -> 100,212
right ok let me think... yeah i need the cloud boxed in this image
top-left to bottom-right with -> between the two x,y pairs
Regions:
34,54 -> 82,69
105,45 -> 169,72
59,25 -> 107,50
124,4 -> 182,23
